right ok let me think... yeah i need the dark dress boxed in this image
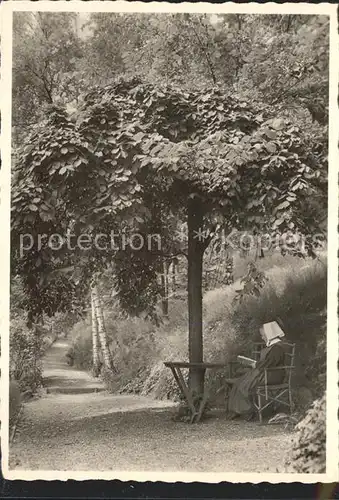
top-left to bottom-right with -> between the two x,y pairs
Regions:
227,342 -> 285,415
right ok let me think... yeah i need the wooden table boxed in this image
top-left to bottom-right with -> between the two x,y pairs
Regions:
164,361 -> 231,423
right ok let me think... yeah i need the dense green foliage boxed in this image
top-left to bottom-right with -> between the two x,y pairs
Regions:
12,13 -> 82,143
10,317 -> 44,394
11,13 -> 328,322
12,78 -> 327,321
285,393 -> 326,473
9,380 -> 22,427
10,276 -> 78,396
82,13 -> 328,115
13,12 -> 328,135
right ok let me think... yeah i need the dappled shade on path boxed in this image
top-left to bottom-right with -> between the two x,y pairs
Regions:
10,337 -> 292,473
10,395 -> 290,472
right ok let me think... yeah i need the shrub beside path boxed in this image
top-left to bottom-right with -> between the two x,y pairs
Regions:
10,337 -> 293,473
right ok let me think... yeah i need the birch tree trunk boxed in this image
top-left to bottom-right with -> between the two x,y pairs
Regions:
91,288 -> 101,377
91,280 -> 116,372
160,259 -> 169,317
171,259 -> 176,293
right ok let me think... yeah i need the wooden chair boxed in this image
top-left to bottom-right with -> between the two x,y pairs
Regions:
252,341 -> 296,423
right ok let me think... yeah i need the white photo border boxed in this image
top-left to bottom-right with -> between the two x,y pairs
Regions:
1,0 -> 338,483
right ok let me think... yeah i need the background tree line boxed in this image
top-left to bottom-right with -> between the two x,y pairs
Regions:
13,12 -> 328,141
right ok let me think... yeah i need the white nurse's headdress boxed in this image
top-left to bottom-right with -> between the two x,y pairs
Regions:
261,321 -> 285,346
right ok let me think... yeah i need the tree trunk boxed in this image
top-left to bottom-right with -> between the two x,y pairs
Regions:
91,280 -> 116,372
285,15 -> 292,32
187,196 -> 205,396
91,288 -> 101,377
171,259 -> 176,293
160,258 -> 169,317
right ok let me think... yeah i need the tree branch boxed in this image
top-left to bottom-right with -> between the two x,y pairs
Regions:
188,19 -> 217,85
24,62 -> 54,103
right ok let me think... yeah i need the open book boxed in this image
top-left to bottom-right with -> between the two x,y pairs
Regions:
237,355 -> 257,368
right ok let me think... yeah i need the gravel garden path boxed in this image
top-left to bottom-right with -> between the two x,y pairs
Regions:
9,338 -> 292,473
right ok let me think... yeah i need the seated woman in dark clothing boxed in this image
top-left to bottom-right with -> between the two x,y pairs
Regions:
226,321 -> 286,420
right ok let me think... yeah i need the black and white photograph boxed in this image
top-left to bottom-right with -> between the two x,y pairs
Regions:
0,1 -> 338,482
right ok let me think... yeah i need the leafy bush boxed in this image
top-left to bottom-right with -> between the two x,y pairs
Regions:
203,284 -> 245,360
11,274 -> 76,396
66,319 -> 93,370
42,311 -> 78,352
229,258 -> 327,396
67,297 -> 188,397
68,333 -> 93,370
10,309 -> 76,395
10,318 -> 44,394
100,313 -> 165,393
232,251 -> 304,283
146,258 -> 326,403
9,380 -> 22,427
141,361 -> 185,401
285,393 -> 326,473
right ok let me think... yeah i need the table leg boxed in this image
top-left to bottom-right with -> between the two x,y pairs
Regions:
170,367 -> 197,420
196,392 -> 208,423
196,369 -> 208,423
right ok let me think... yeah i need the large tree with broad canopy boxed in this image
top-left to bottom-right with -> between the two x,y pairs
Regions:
11,78 -> 327,394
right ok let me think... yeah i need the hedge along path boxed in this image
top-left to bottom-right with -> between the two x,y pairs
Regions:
9,335 -> 293,472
